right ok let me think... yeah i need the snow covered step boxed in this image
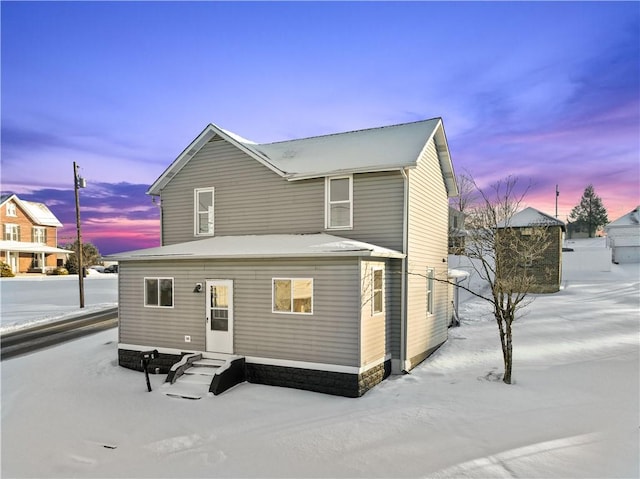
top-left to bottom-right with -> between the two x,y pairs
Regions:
193,359 -> 225,367
177,374 -> 212,386
163,382 -> 208,400
184,366 -> 218,377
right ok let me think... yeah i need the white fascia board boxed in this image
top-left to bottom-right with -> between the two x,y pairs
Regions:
416,118 -> 458,198
110,250 -> 405,262
284,164 -> 415,181
147,124 -> 287,196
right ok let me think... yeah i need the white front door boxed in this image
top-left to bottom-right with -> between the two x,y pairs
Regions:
8,253 -> 18,273
205,280 -> 233,354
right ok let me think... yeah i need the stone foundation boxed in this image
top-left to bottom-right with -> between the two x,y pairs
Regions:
118,348 -> 182,374
246,360 -> 391,398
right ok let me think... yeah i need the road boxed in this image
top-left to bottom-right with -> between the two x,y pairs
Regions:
0,307 -> 118,360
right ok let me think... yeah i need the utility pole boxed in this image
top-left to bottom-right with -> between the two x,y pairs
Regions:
73,162 -> 87,308
555,184 -> 559,218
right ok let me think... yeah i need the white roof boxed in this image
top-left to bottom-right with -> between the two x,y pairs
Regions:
0,241 -> 69,255
0,194 -> 63,227
606,206 -> 640,228
497,207 -> 565,231
109,233 -> 405,262
147,118 -> 457,196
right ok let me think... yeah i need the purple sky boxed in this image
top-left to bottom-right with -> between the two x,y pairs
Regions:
2,1 -> 638,255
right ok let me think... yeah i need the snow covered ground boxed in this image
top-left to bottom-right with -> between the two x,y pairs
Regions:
0,273 -> 118,332
1,257 -> 638,478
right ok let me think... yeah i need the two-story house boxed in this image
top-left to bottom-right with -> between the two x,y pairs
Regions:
0,194 -> 69,274
112,118 -> 458,397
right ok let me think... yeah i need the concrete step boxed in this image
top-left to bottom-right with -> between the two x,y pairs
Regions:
184,366 -> 218,377
178,374 -> 212,386
193,359 -> 225,367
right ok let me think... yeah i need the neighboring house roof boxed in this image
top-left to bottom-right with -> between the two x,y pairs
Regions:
0,193 -> 63,227
109,233 -> 405,261
148,118 -> 457,197
497,207 -> 566,231
0,240 -> 70,255
606,206 -> 640,228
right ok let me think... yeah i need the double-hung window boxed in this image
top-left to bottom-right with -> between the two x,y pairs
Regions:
32,227 -> 47,244
273,278 -> 313,314
325,176 -> 352,229
426,268 -> 435,315
6,202 -> 16,217
194,187 -> 214,236
4,224 -> 19,241
372,268 -> 384,315
144,277 -> 174,308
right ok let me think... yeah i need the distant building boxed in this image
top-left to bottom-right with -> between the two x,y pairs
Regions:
0,194 -> 69,273
448,206 -> 466,254
605,206 -> 640,264
496,207 -> 566,294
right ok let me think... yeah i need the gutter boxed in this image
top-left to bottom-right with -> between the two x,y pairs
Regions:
400,168 -> 409,373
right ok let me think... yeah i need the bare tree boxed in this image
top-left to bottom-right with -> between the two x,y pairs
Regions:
462,176 -> 554,384
449,172 -> 477,254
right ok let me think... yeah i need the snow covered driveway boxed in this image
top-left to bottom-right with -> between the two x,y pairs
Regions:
1,265 -> 638,478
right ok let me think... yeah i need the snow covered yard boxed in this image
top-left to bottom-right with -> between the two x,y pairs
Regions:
0,273 -> 118,332
1,264 -> 638,478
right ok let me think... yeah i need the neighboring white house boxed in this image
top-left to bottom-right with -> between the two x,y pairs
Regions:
605,206 -> 640,264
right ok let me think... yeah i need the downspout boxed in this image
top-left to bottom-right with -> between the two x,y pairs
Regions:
400,168 -> 409,373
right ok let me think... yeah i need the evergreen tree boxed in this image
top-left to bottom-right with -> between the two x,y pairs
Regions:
569,184 -> 608,237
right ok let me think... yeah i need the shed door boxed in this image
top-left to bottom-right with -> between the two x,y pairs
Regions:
205,280 -> 233,354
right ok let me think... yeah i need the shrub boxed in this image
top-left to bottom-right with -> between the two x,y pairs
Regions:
0,262 -> 15,277
50,266 -> 69,276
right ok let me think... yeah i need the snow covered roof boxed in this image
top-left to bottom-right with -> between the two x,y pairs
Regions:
497,207 -> 566,231
0,194 -> 63,227
109,233 -> 405,261
606,206 -> 640,228
147,118 -> 457,196
0,241 -> 70,255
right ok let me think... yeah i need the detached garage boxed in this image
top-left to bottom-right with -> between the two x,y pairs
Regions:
605,206 -> 640,264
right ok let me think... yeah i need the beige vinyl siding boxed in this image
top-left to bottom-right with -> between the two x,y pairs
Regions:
159,137 -> 405,251
405,138 -> 450,366
118,257 -> 362,367
360,260 -> 387,366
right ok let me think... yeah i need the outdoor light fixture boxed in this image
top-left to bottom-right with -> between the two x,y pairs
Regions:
73,161 -> 87,308
193,283 -> 203,293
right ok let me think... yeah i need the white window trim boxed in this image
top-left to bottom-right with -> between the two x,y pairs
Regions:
371,267 -> 384,316
194,187 -> 215,237
272,278 -> 314,315
33,226 -> 46,244
325,175 -> 353,230
426,268 -> 435,315
6,202 -> 17,217
5,224 -> 19,241
144,277 -> 175,308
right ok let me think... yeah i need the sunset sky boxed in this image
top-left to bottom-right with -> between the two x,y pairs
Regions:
2,1 -> 638,255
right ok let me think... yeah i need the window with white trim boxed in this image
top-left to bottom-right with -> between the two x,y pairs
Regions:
194,187 -> 214,236
144,277 -> 174,308
325,176 -> 352,229
372,268 -> 384,315
4,224 -> 19,241
426,268 -> 435,315
32,226 -> 47,244
6,202 -> 16,217
273,278 -> 313,314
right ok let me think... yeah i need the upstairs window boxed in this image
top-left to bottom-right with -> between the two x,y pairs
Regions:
144,277 -> 174,308
372,268 -> 384,315
4,224 -> 19,241
194,188 -> 214,236
273,278 -> 313,314
325,176 -> 352,229
32,227 -> 47,244
6,202 -> 16,217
